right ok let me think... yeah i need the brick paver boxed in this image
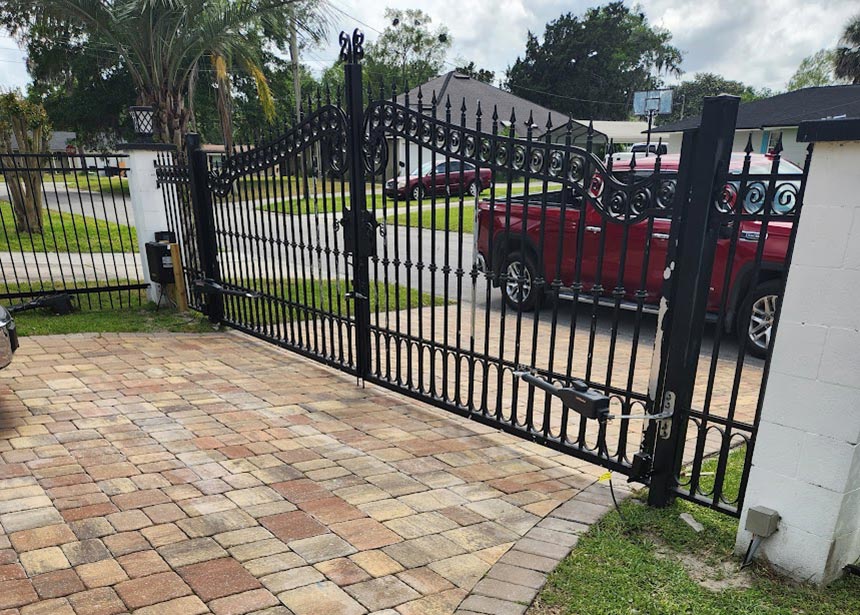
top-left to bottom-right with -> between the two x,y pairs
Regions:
0,332 -> 635,614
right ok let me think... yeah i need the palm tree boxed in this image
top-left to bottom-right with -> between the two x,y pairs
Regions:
835,14 -> 860,85
50,0 -> 316,149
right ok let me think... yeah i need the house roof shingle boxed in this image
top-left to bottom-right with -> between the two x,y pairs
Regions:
11,130 -> 77,152
397,72 -> 602,141
653,85 -> 860,133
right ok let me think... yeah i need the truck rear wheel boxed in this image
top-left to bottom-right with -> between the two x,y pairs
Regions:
738,280 -> 781,359
501,252 -> 540,311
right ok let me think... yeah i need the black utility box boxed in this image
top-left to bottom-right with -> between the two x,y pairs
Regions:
145,237 -> 175,285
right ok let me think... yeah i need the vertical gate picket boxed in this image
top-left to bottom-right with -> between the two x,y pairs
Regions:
341,30 -> 373,379
646,95 -> 740,507
186,133 -> 224,324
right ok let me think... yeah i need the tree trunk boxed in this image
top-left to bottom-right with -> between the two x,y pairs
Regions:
152,88 -> 191,155
215,79 -> 234,155
3,119 -> 46,235
290,17 -> 302,123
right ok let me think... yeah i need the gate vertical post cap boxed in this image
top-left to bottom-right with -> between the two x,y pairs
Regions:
745,506 -> 780,537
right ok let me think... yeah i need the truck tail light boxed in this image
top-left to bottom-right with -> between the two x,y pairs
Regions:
589,173 -> 604,198
718,183 -> 738,212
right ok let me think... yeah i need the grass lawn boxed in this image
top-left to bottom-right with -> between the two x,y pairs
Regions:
13,303 -> 212,336
529,447 -> 860,615
257,180 -> 561,219
221,278 -> 446,326
0,200 -> 137,252
66,173 -> 130,196
388,204 -> 476,233
6,284 -> 211,336
8,278 -> 441,336
258,193 -> 354,215
385,181 -> 564,233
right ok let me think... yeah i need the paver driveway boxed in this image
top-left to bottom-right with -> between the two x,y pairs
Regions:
0,332 -> 623,615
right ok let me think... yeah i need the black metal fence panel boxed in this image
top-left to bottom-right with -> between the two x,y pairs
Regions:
664,136 -> 813,514
0,151 -> 145,308
161,30 -> 810,517
155,150 -> 204,312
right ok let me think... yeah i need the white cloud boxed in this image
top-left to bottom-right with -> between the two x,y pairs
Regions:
319,0 -> 857,91
2,1 -> 856,95
0,34 -> 29,91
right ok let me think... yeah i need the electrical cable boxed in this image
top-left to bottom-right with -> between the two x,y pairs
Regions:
608,477 -> 627,523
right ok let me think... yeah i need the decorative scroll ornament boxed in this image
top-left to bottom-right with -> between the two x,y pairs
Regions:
339,29 -> 365,64
207,105 -> 349,197
363,99 -> 677,224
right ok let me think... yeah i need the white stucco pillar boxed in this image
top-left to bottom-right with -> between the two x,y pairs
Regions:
735,118 -> 860,585
120,143 -> 176,304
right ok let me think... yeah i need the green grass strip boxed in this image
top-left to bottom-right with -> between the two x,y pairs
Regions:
65,174 -> 130,196
221,278 -> 446,326
532,446 -> 860,615
0,200 -> 137,253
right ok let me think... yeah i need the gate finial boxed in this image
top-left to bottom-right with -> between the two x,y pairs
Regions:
338,29 -> 365,64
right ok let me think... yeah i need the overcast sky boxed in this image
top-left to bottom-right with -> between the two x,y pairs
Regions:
1,0 -> 857,95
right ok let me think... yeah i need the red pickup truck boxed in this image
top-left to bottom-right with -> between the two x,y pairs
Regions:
386,160 -> 493,200
476,153 -> 802,358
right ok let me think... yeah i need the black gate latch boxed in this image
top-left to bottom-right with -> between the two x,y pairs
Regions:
514,371 -> 610,421
193,279 -> 262,299
340,209 -> 379,259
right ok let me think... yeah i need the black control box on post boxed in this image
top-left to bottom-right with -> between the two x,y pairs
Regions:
145,232 -> 176,285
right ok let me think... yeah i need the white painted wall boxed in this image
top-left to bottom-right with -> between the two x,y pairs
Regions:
658,128 -> 807,164
735,138 -> 860,585
122,146 -> 172,305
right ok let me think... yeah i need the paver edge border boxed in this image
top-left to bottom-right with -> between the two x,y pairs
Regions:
454,480 -> 631,615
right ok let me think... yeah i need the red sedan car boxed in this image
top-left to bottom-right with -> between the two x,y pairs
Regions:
386,160 -> 493,200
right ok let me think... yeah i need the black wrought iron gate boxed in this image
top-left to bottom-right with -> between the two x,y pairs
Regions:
158,30 -> 810,516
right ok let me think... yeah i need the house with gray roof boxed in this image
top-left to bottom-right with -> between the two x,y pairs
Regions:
387,71 -> 647,176
653,85 -> 860,164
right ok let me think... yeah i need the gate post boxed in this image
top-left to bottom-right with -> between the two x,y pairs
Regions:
647,96 -> 740,507
341,30 -> 372,378
185,133 -> 223,324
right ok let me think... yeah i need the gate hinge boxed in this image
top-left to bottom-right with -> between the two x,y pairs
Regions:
345,290 -> 368,301
193,278 -> 261,299
656,391 -> 675,439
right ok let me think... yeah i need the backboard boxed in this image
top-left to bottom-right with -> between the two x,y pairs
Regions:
633,89 -> 674,116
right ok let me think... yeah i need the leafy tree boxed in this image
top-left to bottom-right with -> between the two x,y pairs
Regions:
787,49 -> 845,90
835,14 -> 860,84
455,61 -> 495,84
0,2 -> 133,148
661,73 -> 773,124
0,92 -> 50,234
505,3 -> 682,120
363,8 -> 451,88
15,0 -> 315,149
3,1 -> 328,150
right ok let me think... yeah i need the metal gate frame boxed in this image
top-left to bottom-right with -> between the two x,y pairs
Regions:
167,29 -> 810,516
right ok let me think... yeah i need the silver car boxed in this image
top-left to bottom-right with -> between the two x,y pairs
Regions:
0,306 -> 18,369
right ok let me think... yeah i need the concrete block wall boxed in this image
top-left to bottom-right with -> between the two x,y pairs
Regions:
736,138 -> 860,584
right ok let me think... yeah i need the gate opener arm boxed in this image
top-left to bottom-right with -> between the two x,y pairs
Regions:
193,279 -> 262,299
513,371 -> 675,422
513,371 -> 610,421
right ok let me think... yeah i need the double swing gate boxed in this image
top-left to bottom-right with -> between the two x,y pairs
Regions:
157,30 -> 810,516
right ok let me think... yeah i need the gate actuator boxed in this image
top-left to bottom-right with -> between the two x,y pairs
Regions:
193,279 -> 262,299
513,371 -> 675,423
